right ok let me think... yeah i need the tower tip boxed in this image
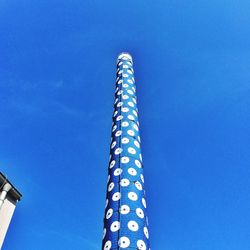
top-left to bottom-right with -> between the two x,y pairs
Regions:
117,52 -> 133,63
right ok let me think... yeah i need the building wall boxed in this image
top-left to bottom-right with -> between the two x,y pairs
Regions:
0,195 -> 17,249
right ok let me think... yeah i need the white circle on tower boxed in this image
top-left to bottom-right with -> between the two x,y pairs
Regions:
127,115 -> 135,121
110,221 -> 120,232
115,130 -> 122,137
103,228 -> 106,239
106,208 -> 113,219
128,192 -> 138,201
135,159 -> 142,168
133,124 -> 139,131
121,107 -> 129,112
136,208 -> 144,219
108,182 -> 115,192
121,156 -> 130,164
111,141 -> 116,149
139,153 -> 142,161
137,240 -> 146,250
122,94 -> 129,100
128,168 -> 137,176
133,110 -> 138,117
118,237 -> 130,248
134,140 -> 140,148
120,178 -> 130,187
114,168 -> 122,176
109,160 -> 115,169
144,227 -> 149,239
142,198 -> 147,208
140,174 -> 144,183
112,192 -> 121,201
120,205 -> 130,214
121,121 -> 129,127
127,130 -> 135,136
128,101 -> 134,107
128,220 -> 139,231
116,115 -> 123,121
135,181 -> 142,191
104,240 -> 112,250
117,101 -> 123,107
128,147 -> 136,154
121,137 -> 129,144
115,148 -> 123,155
112,125 -> 117,132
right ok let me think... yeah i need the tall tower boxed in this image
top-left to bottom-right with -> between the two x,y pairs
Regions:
102,53 -> 150,250
0,172 -> 22,249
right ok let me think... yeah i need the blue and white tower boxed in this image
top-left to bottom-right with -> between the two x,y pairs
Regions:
102,53 -> 150,250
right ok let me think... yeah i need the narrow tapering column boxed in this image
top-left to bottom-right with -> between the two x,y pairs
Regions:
102,53 -> 150,250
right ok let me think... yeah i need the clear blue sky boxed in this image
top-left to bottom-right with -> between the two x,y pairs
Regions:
1,0 -> 250,249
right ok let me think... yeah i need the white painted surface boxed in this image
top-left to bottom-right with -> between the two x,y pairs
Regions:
117,52 -> 133,62
0,196 -> 16,249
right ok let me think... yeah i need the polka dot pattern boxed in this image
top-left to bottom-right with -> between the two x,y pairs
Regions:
102,53 -> 150,249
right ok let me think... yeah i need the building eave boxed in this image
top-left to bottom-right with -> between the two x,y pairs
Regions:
0,172 -> 22,201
